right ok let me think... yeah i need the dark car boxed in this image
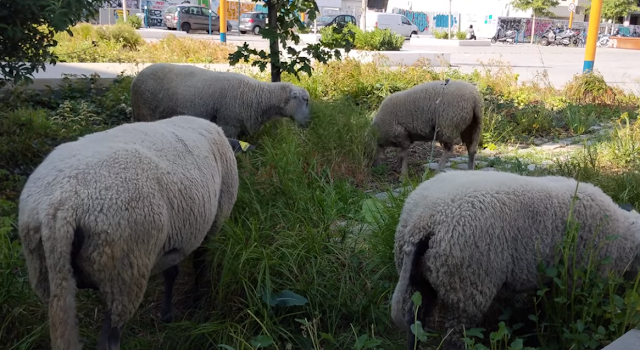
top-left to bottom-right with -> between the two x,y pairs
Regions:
306,14 -> 357,33
239,11 -> 268,35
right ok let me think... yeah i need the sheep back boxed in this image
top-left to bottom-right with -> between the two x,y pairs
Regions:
391,170 -> 640,332
130,63 -> 311,138
18,115 -> 239,347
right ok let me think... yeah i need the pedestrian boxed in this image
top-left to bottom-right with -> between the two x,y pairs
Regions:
467,24 -> 477,40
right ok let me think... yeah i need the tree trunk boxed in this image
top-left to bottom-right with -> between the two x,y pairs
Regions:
267,0 -> 281,82
530,12 -> 536,44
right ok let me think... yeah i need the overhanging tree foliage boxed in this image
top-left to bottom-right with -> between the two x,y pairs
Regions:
510,0 -> 560,44
0,0 -> 107,87
585,0 -> 640,22
228,0 -> 345,82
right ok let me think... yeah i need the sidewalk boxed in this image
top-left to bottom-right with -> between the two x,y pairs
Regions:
3,63 -> 258,90
3,59 -> 640,94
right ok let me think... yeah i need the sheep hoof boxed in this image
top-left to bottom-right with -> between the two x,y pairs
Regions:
160,312 -> 174,323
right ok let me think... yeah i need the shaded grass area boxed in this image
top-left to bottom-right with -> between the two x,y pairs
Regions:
1,58 -> 640,350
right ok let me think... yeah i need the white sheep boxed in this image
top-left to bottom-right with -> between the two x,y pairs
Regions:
390,170 -> 640,350
18,115 -> 254,350
371,79 -> 483,178
130,63 -> 311,139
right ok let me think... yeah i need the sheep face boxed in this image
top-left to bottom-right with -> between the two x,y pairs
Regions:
283,86 -> 311,128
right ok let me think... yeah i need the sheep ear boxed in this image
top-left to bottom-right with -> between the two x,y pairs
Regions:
227,138 -> 256,154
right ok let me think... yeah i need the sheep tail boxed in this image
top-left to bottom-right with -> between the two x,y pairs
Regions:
390,235 -> 430,331
42,208 -> 82,350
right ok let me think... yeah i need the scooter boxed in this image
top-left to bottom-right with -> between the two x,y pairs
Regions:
539,27 -> 579,46
491,25 -> 517,44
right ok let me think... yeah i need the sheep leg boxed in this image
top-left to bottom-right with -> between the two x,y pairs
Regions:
399,147 -> 410,179
461,125 -> 479,171
160,264 -> 179,323
97,309 -> 123,350
372,145 -> 386,167
437,142 -> 454,171
191,244 -> 209,308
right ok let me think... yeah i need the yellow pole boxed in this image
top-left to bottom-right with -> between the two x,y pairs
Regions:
568,0 -> 574,29
583,0 -> 602,73
220,0 -> 227,42
301,12 -> 305,22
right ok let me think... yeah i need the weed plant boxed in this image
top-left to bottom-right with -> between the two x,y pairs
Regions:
1,56 -> 640,350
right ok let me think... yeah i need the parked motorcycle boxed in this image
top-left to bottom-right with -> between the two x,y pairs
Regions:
539,27 -> 579,46
491,25 -> 517,44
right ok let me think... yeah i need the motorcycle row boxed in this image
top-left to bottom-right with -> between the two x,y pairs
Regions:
491,22 -> 640,47
491,23 -> 583,47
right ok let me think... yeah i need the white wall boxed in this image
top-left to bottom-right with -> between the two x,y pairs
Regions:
386,0 -> 532,38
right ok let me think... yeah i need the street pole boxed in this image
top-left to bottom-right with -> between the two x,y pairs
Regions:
568,0 -> 575,29
220,0 -> 227,43
448,0 -> 452,40
361,0 -> 367,31
583,0 -> 603,73
123,0 -> 128,22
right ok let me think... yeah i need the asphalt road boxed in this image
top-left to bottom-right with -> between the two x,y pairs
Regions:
138,27 -> 640,91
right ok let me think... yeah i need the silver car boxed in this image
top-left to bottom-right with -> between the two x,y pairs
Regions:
164,4 -> 232,34
238,11 -> 267,35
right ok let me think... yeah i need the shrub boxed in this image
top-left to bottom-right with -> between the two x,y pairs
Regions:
95,23 -> 143,50
455,30 -> 467,40
117,14 -> 143,29
51,24 -> 234,63
320,23 -> 404,51
433,29 -> 449,39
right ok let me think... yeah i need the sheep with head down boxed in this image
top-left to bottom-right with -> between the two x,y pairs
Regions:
371,79 -> 483,178
390,170 -> 640,350
18,115 -> 255,350
130,63 -> 312,139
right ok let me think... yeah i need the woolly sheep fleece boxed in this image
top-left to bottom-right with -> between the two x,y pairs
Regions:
130,63 -> 311,138
390,170 -> 640,350
18,116 -> 240,350
371,79 -> 483,177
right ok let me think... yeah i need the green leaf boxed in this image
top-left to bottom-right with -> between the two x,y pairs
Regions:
411,291 -> 423,307
250,335 -> 274,348
272,290 -> 309,307
510,338 -> 524,350
465,328 -> 486,339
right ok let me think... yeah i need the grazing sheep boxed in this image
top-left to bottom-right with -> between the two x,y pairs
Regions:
18,115 -> 254,350
130,63 -> 311,139
371,79 -> 483,177
390,170 -> 640,350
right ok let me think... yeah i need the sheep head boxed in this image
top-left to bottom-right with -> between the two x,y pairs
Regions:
282,85 -> 311,128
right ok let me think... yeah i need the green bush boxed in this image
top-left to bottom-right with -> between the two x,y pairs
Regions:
117,14 -> 143,29
455,30 -> 467,40
95,23 -> 143,49
433,29 -> 449,39
320,23 -> 404,51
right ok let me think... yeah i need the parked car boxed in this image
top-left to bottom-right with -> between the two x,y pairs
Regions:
364,12 -> 418,38
306,14 -> 357,33
164,4 -> 232,34
239,11 -> 267,35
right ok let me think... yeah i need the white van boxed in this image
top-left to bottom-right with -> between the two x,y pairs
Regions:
364,12 -> 419,38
